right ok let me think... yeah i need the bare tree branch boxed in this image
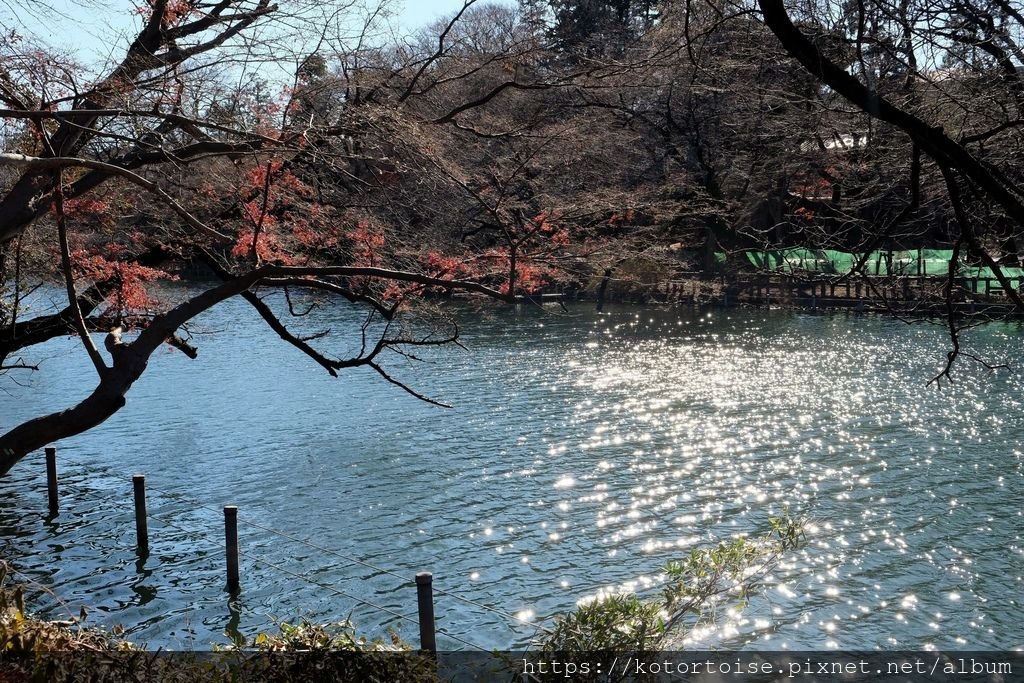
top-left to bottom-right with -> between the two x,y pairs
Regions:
53,168 -> 107,377
0,153 -> 229,242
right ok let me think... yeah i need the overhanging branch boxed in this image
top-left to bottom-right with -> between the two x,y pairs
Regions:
0,153 -> 229,243
757,0 -> 1024,235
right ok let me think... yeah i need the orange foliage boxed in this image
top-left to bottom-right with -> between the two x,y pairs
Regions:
62,198 -> 110,220
230,228 -> 297,264
163,0 -> 195,25
346,222 -> 386,266
72,250 -> 176,316
793,206 -> 816,221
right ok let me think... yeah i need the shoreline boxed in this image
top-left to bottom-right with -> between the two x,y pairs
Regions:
517,272 -> 1024,320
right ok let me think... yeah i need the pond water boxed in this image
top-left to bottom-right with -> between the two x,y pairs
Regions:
1,298 -> 1022,651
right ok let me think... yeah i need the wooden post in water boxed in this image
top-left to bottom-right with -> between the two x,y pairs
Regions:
224,506 -> 240,592
415,572 -> 437,654
45,447 -> 58,515
132,475 -> 149,552
595,269 -> 612,312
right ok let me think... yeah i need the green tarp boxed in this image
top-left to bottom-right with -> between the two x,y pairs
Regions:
962,266 -> 1024,282
744,248 -> 839,273
742,248 -> 1019,281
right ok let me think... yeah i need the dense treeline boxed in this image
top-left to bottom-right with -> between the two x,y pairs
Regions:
0,0 -> 1022,471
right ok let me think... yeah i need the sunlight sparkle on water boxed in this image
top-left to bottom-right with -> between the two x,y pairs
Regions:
5,305 -> 1022,650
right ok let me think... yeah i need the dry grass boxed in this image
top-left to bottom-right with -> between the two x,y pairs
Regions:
0,562 -> 439,682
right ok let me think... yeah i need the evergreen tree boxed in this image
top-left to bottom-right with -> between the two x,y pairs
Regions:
545,0 -> 662,59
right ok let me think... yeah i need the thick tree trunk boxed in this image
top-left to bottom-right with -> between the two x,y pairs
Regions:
0,273 -> 257,476
0,280 -> 242,475
0,176 -> 50,243
0,359 -> 144,476
0,287 -> 105,366
0,0 -> 273,246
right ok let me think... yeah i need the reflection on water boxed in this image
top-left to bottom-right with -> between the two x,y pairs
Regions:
1,301 -> 1023,650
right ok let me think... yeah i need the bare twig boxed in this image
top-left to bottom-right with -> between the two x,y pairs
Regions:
0,153 -> 229,242
53,168 -> 107,377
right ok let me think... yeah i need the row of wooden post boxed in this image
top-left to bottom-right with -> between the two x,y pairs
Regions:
41,448 -> 438,653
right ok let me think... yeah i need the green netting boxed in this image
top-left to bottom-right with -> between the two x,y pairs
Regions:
746,251 -> 783,270
742,247 -> 1024,281
886,252 -> 908,274
921,249 -> 955,261
862,251 -> 917,275
781,248 -> 830,273
863,252 -> 889,275
964,266 -> 1024,281
905,249 -> 952,275
823,249 -> 856,274
746,249 -> 841,273
744,249 -> 933,274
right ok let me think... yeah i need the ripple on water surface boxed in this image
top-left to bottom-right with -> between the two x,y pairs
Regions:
1,303 -> 1022,650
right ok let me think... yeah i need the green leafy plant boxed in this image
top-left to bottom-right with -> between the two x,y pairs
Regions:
0,563 -> 436,682
239,620 -> 436,683
531,515 -> 805,682
1,516 -> 803,682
